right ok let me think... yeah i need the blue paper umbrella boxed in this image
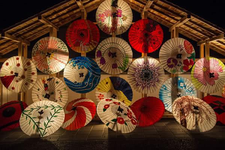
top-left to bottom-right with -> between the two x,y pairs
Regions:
159,77 -> 197,112
64,56 -> 101,93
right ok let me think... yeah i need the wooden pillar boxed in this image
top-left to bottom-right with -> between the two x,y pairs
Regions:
199,43 -> 205,99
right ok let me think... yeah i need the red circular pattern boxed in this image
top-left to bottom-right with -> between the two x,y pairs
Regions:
24,68 -> 27,71
131,118 -> 137,125
16,63 -> 20,67
32,72 -> 35,75
117,117 -> 125,124
6,62 -> 9,66
10,71 -> 13,74
12,87 -> 15,90
104,104 -> 110,109
16,57 -> 19,60
26,62 -> 31,66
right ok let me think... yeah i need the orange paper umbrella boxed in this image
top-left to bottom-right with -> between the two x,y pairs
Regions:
62,98 -> 96,130
66,19 -> 100,53
0,56 -> 37,93
32,37 -> 69,74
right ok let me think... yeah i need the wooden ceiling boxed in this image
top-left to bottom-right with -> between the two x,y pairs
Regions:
0,0 -> 225,57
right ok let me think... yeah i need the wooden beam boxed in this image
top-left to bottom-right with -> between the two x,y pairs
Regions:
210,44 -> 225,56
0,32 -> 30,45
76,0 -> 87,19
38,16 -> 59,31
169,15 -> 191,31
197,33 -> 224,45
141,0 -> 154,19
50,27 -> 58,37
205,41 -> 210,59
200,43 -> 204,58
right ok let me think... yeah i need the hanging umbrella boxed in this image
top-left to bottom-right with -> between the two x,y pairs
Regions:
32,77 -> 68,107
32,37 -> 69,74
172,96 -> 216,132
95,37 -> 133,74
127,57 -> 164,94
130,97 -> 165,127
0,56 -> 37,93
159,77 -> 197,112
95,77 -> 133,106
62,98 -> 96,130
97,98 -> 137,133
66,19 -> 100,53
64,56 -> 101,93
159,38 -> 195,74
222,84 -> 225,98
96,0 -> 133,35
191,57 -> 225,94
19,100 -> 65,137
0,101 -> 27,131
128,19 -> 164,53
203,95 -> 225,126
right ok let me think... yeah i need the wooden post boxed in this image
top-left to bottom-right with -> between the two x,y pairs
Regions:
199,43 -> 205,99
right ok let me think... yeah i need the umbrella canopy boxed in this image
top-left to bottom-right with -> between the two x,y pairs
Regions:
97,98 -> 137,133
159,38 -> 195,74
95,77 -> 133,106
191,57 -> 225,94
0,56 -> 37,93
128,19 -> 164,53
96,0 -> 133,35
172,96 -> 216,132
62,98 -> 96,130
32,37 -> 69,74
159,77 -> 197,112
127,57 -> 164,94
66,19 -> 100,53
95,37 -> 133,74
32,77 -> 68,107
203,95 -> 225,125
64,56 -> 101,93
0,101 -> 27,131
20,100 -> 65,137
130,97 -> 165,127
222,85 -> 225,98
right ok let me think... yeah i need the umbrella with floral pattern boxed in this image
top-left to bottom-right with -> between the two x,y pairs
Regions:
96,0 -> 133,35
159,77 -> 197,112
191,57 -> 225,94
129,19 -> 164,53
172,96 -> 216,132
97,98 -> 137,133
127,57 -> 164,94
159,38 -> 195,74
95,37 -> 133,74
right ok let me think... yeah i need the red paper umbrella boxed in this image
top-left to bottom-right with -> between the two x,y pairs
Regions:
129,19 -> 164,53
130,97 -> 165,127
203,95 -> 225,125
66,19 -> 100,53
62,98 -> 96,130
0,101 -> 27,131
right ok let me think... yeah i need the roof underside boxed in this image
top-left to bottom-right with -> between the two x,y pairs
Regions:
0,0 -> 225,56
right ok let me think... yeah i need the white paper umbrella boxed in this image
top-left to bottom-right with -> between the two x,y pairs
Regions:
20,100 -> 65,137
0,56 -> 37,93
32,77 -> 68,107
159,38 -> 195,74
96,0 -> 133,35
172,96 -> 216,132
97,98 -> 137,133
128,57 -> 165,94
32,37 -> 69,74
191,57 -> 225,94
159,77 -> 197,112
95,37 -> 133,74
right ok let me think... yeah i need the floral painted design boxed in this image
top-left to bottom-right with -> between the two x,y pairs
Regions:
117,117 -> 125,124
98,94 -> 105,100
167,58 -> 178,68
184,40 -> 193,54
103,104 -> 110,112
98,13 -> 106,22
183,59 -> 194,71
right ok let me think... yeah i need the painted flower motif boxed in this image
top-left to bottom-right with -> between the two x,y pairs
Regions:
113,102 -> 120,105
105,99 -> 112,101
98,13 -> 106,22
117,117 -> 125,124
98,94 -> 104,100
183,59 -> 194,71
131,118 -> 137,125
194,58 -> 223,86
167,58 -> 178,68
100,57 -> 106,65
184,40 -> 193,54
104,10 -> 111,17
127,113 -> 133,119
117,9 -> 122,17
96,50 -> 102,58
103,25 -> 110,34
112,63 -> 118,69
103,104 -> 110,112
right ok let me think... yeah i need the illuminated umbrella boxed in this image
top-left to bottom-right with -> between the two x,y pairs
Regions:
62,98 -> 96,130
96,0 -> 133,35
172,96 -> 216,132
159,38 -> 195,74
20,100 -> 65,137
130,97 -> 165,127
129,19 -> 164,53
0,101 -> 27,131
127,57 -> 164,94
95,77 -> 133,106
32,77 -> 68,107
203,95 -> 225,125
64,56 -> 101,93
32,37 -> 69,74
97,98 -> 137,133
0,56 -> 37,93
159,77 -> 197,112
95,37 -> 133,74
66,19 -> 100,53
191,57 -> 225,94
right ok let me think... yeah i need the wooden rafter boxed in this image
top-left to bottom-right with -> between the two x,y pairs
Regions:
76,0 -> 87,19
169,14 -> 191,31
38,15 -> 59,30
0,32 -> 30,45
197,33 -> 224,45
141,0 -> 154,19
